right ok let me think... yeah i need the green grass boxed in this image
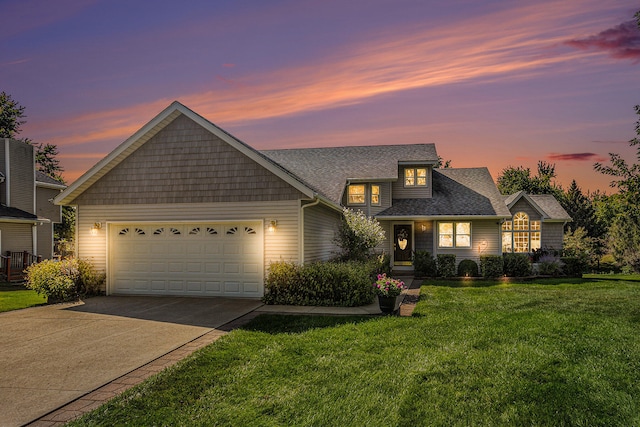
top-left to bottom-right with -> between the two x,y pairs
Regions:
0,282 -> 46,312
71,278 -> 640,426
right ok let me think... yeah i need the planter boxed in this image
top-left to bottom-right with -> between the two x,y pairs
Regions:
378,295 -> 403,314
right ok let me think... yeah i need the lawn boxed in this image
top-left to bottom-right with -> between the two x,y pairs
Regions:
72,277 -> 640,426
0,282 -> 46,312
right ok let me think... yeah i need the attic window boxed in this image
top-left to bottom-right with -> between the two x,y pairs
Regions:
404,168 -> 427,187
347,184 -> 366,205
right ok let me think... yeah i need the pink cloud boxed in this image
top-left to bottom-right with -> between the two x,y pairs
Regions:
565,20 -> 640,62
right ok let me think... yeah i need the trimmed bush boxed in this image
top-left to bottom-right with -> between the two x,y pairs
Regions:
560,256 -> 587,277
25,258 -> 105,302
457,259 -> 479,277
263,260 -> 376,307
436,254 -> 456,278
480,255 -> 503,278
538,255 -> 562,276
414,251 -> 436,277
503,253 -> 531,277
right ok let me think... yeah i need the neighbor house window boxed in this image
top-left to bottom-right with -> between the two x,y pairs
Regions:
347,184 -> 365,205
404,168 -> 427,187
502,212 -> 541,253
438,222 -> 471,248
371,185 -> 380,206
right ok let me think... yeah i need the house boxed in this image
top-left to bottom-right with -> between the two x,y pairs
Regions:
55,102 -> 570,297
0,139 -> 66,274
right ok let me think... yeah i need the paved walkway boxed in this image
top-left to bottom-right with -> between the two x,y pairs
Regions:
26,278 -> 422,426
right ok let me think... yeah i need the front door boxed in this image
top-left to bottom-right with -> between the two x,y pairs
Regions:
393,224 -> 412,266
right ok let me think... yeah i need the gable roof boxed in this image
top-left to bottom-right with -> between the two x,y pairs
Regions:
505,191 -> 571,221
0,205 -> 50,224
262,144 -> 438,203
376,168 -> 512,219
55,102 -> 317,206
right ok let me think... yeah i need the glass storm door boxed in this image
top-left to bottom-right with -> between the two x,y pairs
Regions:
393,224 -> 412,265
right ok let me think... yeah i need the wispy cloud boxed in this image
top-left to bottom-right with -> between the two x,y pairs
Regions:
565,19 -> 640,62
28,0 -> 620,149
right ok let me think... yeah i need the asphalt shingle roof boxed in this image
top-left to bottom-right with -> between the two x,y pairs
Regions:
376,168 -> 512,218
261,144 -> 438,203
529,194 -> 572,220
35,171 -> 65,187
0,206 -> 37,220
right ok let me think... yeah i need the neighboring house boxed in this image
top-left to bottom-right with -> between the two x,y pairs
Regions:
0,138 -> 66,261
55,102 -> 570,298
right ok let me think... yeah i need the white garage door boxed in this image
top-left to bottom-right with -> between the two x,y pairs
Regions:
109,222 -> 264,297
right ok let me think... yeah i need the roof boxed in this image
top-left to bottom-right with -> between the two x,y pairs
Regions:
0,205 -> 47,223
261,144 -> 438,203
35,171 -> 66,189
55,101 -> 319,206
376,168 -> 512,218
504,191 -> 571,221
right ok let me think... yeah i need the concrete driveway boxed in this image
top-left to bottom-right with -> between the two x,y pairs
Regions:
0,296 -> 262,427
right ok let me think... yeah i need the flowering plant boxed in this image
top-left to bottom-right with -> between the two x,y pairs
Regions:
373,273 -> 406,297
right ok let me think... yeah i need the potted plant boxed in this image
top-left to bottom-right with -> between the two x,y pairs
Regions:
373,273 -> 406,314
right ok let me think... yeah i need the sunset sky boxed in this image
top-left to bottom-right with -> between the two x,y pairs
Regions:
2,0 -> 639,193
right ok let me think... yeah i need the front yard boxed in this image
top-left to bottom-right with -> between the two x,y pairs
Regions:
0,282 -> 46,312
72,277 -> 640,426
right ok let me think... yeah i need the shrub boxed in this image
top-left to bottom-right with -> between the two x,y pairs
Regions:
480,255 -> 503,278
436,254 -> 456,278
263,260 -> 376,307
334,208 -> 385,261
414,250 -> 436,277
25,259 -> 79,302
457,259 -> 479,277
538,254 -> 563,276
76,259 -> 106,295
560,256 -> 587,277
503,253 -> 531,277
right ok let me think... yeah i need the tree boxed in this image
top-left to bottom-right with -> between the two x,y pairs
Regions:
562,180 -> 605,239
594,105 -> 640,271
435,156 -> 451,168
335,208 -> 385,261
497,161 -> 563,197
35,143 -> 64,182
0,91 -> 26,138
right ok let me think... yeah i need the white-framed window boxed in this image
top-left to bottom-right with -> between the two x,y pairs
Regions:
404,168 -> 427,187
502,212 -> 541,253
438,221 -> 471,248
371,185 -> 380,206
347,184 -> 365,205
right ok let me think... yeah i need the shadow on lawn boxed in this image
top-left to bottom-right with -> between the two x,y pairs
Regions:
422,277 -> 597,288
241,313 -> 378,335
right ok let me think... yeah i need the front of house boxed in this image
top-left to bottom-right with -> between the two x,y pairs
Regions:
55,102 -> 570,298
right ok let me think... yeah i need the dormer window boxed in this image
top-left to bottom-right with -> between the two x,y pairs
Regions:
347,184 -> 366,205
404,168 -> 427,187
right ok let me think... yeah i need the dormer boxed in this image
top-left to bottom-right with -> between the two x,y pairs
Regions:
393,162 -> 434,199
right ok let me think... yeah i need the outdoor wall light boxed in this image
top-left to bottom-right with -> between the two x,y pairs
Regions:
90,222 -> 102,236
267,220 -> 277,233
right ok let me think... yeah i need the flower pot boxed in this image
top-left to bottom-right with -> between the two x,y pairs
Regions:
378,295 -> 403,314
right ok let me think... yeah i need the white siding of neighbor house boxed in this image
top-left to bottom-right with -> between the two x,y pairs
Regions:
303,202 -> 342,263
76,201 -> 301,291
434,219 -> 501,265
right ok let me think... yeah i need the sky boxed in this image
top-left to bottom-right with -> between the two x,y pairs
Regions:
1,0 -> 639,193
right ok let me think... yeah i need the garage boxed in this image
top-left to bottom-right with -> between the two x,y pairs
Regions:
108,221 -> 264,297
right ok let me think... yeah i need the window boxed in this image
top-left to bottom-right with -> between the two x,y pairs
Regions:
404,168 -> 427,187
438,222 -> 471,248
371,185 -> 380,206
348,184 -> 365,205
502,212 -> 541,253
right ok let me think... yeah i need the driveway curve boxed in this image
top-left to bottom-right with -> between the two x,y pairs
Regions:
0,296 -> 262,427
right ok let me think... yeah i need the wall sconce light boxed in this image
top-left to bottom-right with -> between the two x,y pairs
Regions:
90,222 -> 102,236
267,220 -> 277,233
421,224 -> 426,232
478,240 -> 488,254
